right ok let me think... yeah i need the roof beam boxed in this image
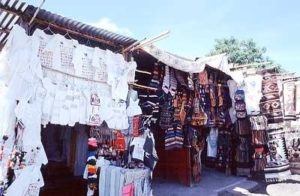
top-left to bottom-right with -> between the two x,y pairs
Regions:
0,3 -> 131,50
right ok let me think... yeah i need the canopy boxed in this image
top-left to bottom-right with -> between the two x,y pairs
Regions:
142,44 -> 230,75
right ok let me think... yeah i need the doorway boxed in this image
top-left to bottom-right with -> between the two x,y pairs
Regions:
40,124 -> 88,196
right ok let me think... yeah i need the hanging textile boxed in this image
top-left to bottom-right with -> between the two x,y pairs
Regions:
260,73 -> 284,124
282,80 -> 296,120
235,118 -> 252,176
257,71 -> 291,182
244,75 -> 263,114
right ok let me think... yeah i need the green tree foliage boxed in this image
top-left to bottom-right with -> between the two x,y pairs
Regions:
209,37 -> 270,64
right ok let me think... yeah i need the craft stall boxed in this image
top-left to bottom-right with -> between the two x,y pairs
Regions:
0,3 -> 158,196
132,46 -> 241,186
230,64 -> 300,182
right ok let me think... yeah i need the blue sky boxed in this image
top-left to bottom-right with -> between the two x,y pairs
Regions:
27,0 -> 300,74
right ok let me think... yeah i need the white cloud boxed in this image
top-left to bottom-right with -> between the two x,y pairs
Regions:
90,18 -> 132,36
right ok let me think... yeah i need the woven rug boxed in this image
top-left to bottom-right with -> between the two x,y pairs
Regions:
283,80 -> 296,120
264,128 -> 291,182
284,122 -> 300,174
260,73 -> 284,124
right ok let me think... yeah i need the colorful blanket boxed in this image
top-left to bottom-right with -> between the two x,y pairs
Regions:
264,127 -> 291,182
260,74 -> 284,124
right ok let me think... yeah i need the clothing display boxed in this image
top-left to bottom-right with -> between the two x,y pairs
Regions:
84,124 -> 156,196
0,24 -> 137,130
0,24 -> 143,195
99,166 -> 150,196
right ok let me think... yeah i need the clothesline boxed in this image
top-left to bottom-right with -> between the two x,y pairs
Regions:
42,66 -> 107,84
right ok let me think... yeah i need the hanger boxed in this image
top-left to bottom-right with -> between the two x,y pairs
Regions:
86,38 -> 92,48
63,30 -> 73,40
42,25 -> 55,35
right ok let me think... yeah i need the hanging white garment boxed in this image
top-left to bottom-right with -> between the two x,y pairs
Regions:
130,137 -> 146,161
50,85 -> 66,125
14,86 -> 46,154
227,80 -> 238,123
227,80 -> 238,101
92,47 -> 108,82
101,97 -> 129,130
2,28 -> 43,101
105,50 -> 129,100
244,75 -> 263,113
72,44 -> 95,79
0,88 -> 17,147
6,165 -> 44,196
59,86 -> 72,126
229,70 -> 245,87
112,74 -> 129,101
56,35 -> 78,74
126,90 -> 142,117
0,25 -> 30,84
32,28 -> 56,69
126,60 -> 137,83
78,90 -> 88,125
206,128 -> 218,158
69,89 -> 81,126
41,77 -> 57,127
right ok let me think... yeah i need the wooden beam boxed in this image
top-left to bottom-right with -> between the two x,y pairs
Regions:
0,28 -> 9,33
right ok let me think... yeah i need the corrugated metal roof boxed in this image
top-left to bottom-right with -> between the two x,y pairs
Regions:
0,0 -> 137,50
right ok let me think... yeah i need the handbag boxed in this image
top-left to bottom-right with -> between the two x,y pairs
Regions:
122,183 -> 134,196
236,111 -> 247,119
235,101 -> 246,111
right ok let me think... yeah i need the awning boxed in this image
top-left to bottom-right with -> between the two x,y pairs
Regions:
142,44 -> 230,74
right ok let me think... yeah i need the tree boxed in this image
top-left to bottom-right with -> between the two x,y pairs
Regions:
209,37 -> 271,64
